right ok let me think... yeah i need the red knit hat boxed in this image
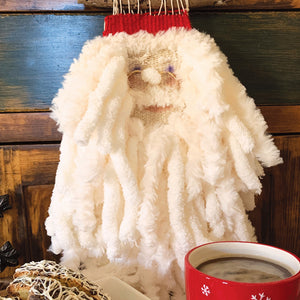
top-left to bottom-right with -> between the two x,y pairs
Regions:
103,10 -> 192,36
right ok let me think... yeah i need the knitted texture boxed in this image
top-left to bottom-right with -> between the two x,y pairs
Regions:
103,11 -> 192,36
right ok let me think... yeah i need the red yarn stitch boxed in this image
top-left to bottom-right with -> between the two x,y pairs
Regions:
102,11 -> 192,36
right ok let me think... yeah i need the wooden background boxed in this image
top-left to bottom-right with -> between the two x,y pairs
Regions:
1,0 -> 300,11
0,0 -> 299,281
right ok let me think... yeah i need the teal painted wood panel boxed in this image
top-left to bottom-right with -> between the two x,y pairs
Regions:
0,14 -> 105,111
0,12 -> 299,111
191,12 -> 300,106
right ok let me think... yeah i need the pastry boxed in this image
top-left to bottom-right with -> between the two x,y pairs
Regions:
7,276 -> 96,300
6,261 -> 110,300
12,260 -> 108,300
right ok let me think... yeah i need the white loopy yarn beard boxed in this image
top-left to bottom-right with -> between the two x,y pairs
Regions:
46,28 -> 282,300
49,105 -> 258,299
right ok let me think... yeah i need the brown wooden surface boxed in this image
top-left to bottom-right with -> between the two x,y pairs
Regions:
260,106 -> 300,134
78,0 -> 217,10
80,0 -> 300,10
24,185 -> 60,263
18,145 -> 60,185
0,145 -> 59,278
0,106 -> 299,145
0,0 -> 299,11
0,147 -> 29,278
0,112 -> 61,143
249,135 -> 300,256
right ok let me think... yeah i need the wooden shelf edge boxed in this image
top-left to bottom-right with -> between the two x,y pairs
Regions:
0,105 -> 298,143
0,112 -> 61,143
0,0 -> 299,12
259,105 -> 300,134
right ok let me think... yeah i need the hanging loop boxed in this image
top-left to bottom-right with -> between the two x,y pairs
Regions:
112,0 -> 189,15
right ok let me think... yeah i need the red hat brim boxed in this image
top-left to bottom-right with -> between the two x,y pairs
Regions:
103,11 -> 192,36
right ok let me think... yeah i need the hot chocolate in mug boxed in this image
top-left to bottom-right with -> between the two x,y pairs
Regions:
185,241 -> 300,300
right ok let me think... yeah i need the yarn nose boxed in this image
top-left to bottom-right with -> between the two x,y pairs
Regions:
141,67 -> 161,85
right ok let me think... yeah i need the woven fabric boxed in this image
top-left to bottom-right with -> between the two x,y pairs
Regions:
103,11 -> 192,36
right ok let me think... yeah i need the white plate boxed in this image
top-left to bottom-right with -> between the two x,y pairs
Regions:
96,277 -> 151,300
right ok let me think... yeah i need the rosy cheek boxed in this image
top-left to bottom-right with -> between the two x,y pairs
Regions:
128,73 -> 144,89
161,73 -> 179,88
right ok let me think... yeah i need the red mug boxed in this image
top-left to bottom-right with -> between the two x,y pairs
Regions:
185,241 -> 300,300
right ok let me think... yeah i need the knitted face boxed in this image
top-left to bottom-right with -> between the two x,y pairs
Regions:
47,28 -> 282,300
128,48 -> 180,110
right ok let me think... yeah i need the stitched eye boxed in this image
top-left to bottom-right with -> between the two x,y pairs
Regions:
167,65 -> 175,73
133,65 -> 142,71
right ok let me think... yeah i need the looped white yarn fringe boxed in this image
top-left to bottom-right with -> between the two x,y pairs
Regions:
45,28 -> 282,300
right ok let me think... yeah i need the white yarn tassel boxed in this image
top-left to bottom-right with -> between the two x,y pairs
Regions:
110,149 -> 141,246
167,138 -> 193,270
229,135 -> 262,193
74,56 -> 127,146
205,187 -> 226,239
138,131 -> 172,261
102,161 -> 124,260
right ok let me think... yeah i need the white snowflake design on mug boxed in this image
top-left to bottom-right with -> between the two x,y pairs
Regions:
201,284 -> 211,296
199,284 -> 273,299
251,292 -> 271,300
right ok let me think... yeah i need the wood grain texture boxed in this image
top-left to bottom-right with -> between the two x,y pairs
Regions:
191,12 -> 300,105
260,105 -> 300,134
0,0 -> 86,11
24,185 -> 60,262
1,107 -> 300,146
0,145 -> 59,278
0,14 -> 105,112
0,112 -> 61,143
18,145 -> 59,185
1,0 -> 298,11
80,0 -> 300,10
221,0 -> 300,9
249,135 -> 300,256
78,0 -> 216,10
0,145 -> 59,187
0,12 -> 299,111
0,147 -> 29,278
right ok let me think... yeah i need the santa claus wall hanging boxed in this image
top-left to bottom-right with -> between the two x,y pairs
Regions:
45,1 -> 283,299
